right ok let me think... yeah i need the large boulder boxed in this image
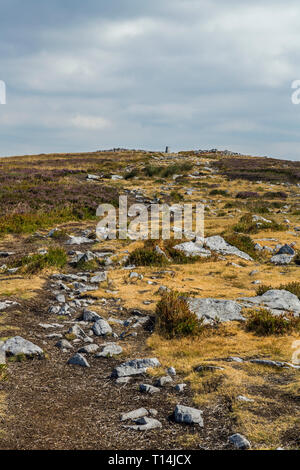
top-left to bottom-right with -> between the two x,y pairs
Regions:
204,235 -> 253,261
187,298 -> 245,324
113,358 -> 161,377
239,289 -> 300,316
2,336 -> 44,358
270,254 -> 294,265
173,241 -> 211,258
90,272 -> 107,283
276,244 -> 295,256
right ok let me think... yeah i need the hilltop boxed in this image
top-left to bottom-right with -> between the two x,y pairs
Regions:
0,149 -> 299,450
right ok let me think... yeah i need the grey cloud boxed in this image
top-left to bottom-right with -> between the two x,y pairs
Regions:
0,0 -> 299,158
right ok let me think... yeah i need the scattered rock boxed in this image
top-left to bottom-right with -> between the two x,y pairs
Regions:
96,343 -> 123,357
92,319 -> 112,336
250,359 -> 287,368
205,235 -> 253,261
82,310 -> 102,322
90,272 -> 107,283
226,357 -> 244,363
270,254 -> 294,265
173,241 -> 211,258
229,433 -> 251,450
116,377 -> 132,385
174,405 -> 204,427
139,384 -> 160,394
2,336 -> 44,358
167,367 -> 176,376
120,408 -> 148,422
66,236 -> 94,245
239,289 -> 300,315
125,416 -> 162,431
55,339 -> 73,350
113,358 -> 161,377
237,395 -> 254,403
154,376 -> 173,387
0,300 -> 19,311
188,297 -> 245,324
175,384 -> 186,393
67,324 -> 87,339
68,353 -> 90,368
276,244 -> 295,256
78,344 -> 99,354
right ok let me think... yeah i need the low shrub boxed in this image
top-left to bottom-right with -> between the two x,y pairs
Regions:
155,290 -> 202,338
126,246 -> 168,267
233,213 -> 285,234
144,162 -> 193,179
294,251 -> 300,266
12,247 -> 67,274
236,191 -> 259,199
124,168 -> 139,180
223,233 -> 259,260
209,189 -> 230,197
170,191 -> 184,203
265,191 -> 288,199
245,308 -> 300,336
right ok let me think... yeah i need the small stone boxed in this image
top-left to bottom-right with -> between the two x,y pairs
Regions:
66,236 -> 94,245
174,405 -> 204,427
68,353 -> 90,367
55,339 -> 73,350
237,395 -> 254,403
2,336 -> 44,358
0,345 -> 6,365
175,384 -> 187,393
96,343 -> 123,357
116,377 -> 132,385
194,364 -> 224,372
167,366 -> 176,376
139,384 -> 160,394
270,254 -> 294,265
276,244 -> 295,255
67,324 -> 87,339
113,358 -> 161,377
56,294 -> 66,303
229,433 -> 251,450
82,310 -> 102,322
120,408 -> 148,422
125,417 -> 162,431
92,319 -> 112,336
90,272 -> 107,283
154,376 -> 173,387
78,344 -> 99,354
227,357 -> 244,363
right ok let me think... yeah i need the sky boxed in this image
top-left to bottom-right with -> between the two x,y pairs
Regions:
1,0 -> 300,159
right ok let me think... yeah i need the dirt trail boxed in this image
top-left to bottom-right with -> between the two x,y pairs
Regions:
0,289 -> 233,450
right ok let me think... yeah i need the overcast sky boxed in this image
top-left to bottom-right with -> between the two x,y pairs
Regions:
1,0 -> 300,159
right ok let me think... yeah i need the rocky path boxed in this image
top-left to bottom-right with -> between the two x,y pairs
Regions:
0,271 -> 235,450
